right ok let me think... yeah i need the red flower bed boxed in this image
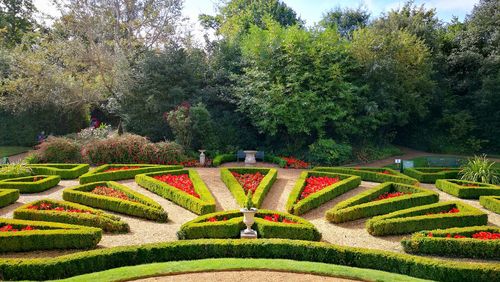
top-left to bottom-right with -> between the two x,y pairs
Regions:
261,213 -> 297,224
153,174 -> 200,198
91,186 -> 137,202
374,191 -> 411,201
0,225 -> 36,232
379,170 -> 393,175
27,202 -> 93,214
103,166 -> 141,173
300,176 -> 340,200
281,157 -> 309,169
461,183 -> 480,187
231,171 -> 264,193
206,216 -> 228,222
427,231 -> 500,240
426,208 -> 460,215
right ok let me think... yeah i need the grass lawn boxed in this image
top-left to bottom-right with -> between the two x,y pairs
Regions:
0,146 -> 31,158
55,258 -> 431,282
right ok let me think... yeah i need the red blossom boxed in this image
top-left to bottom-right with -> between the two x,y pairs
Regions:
103,166 -> 141,173
260,213 -> 297,224
431,231 -> 500,240
299,176 -> 339,200
426,208 -> 460,215
154,174 -> 200,198
91,186 -> 137,202
231,172 -> 264,193
374,191 -> 411,201
0,224 -> 36,232
281,157 -> 309,169
26,202 -> 94,214
379,170 -> 393,175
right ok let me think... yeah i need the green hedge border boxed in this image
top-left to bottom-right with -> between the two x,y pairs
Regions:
480,196 -> 500,214
0,218 -> 101,253
27,164 -> 90,179
213,154 -> 236,166
401,226 -> 500,260
0,175 -> 60,193
135,169 -> 216,215
435,179 -> 500,199
0,189 -> 19,208
286,171 -> 361,215
79,164 -> 183,184
177,209 -> 321,241
0,171 -> 30,181
403,168 -> 460,183
0,239 -> 498,281
63,181 -> 168,222
366,201 -> 488,236
326,182 -> 439,223
13,199 -> 130,233
220,167 -> 277,208
313,167 -> 418,185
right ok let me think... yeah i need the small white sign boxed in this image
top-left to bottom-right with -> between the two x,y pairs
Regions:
395,159 -> 401,164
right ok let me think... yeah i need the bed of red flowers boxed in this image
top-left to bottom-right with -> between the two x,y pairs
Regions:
426,207 -> 460,215
27,202 -> 93,214
281,157 -> 309,169
0,225 -> 36,232
6,176 -> 46,182
153,174 -> 200,198
379,170 -> 393,175
103,166 -> 141,173
260,213 -> 297,224
461,183 -> 481,187
206,216 -> 228,222
427,231 -> 500,240
91,185 -> 137,202
231,171 -> 264,193
374,191 -> 411,201
300,176 -> 340,200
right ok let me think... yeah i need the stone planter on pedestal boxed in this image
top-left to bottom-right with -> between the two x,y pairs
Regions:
243,150 -> 257,166
240,207 -> 258,239
199,150 -> 206,166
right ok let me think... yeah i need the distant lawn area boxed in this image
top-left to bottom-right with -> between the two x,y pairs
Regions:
386,155 -> 500,170
0,146 -> 31,158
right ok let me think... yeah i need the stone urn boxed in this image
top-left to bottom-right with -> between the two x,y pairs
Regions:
199,150 -> 206,166
240,207 -> 258,239
243,150 -> 258,166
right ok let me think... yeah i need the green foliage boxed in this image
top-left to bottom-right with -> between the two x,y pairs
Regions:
244,190 -> 253,210
212,153 -> 236,166
435,179 -> 500,199
479,196 -> 500,214
35,137 -> 82,163
0,0 -> 37,47
27,163 -> 89,179
0,189 -> 19,207
0,162 -> 31,179
403,167 -> 460,183
0,175 -> 60,193
313,167 -> 418,185
0,146 -> 29,157
459,155 -> 499,184
79,164 -> 182,184
263,154 -> 287,168
320,6 -> 370,37
166,104 -> 192,149
308,139 -> 352,166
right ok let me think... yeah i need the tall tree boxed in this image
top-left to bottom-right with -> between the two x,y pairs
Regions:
0,0 -> 36,47
320,6 -> 369,38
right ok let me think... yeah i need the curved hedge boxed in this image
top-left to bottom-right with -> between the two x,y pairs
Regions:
0,189 -> 19,208
286,171 -> 361,215
0,175 -> 60,193
480,196 -> 500,214
220,167 -> 277,208
177,209 -> 321,241
313,167 -> 418,185
401,226 -> 500,260
366,201 -> 488,236
435,179 -> 500,199
63,181 -> 168,222
13,199 -> 130,233
135,169 -> 216,215
326,182 -> 439,223
27,164 -> 89,179
0,171 -> 30,181
0,218 -> 101,252
403,168 -> 460,183
0,239 -> 498,281
79,164 -> 183,184
213,154 -> 236,166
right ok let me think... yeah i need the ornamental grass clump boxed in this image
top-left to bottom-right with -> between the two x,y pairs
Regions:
459,154 -> 499,184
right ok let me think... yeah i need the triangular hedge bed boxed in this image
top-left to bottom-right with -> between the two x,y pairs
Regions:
403,168 -> 460,183
0,175 -> 60,193
13,199 -> 129,233
0,189 -> 19,208
326,182 -> 439,223
435,179 -> 500,199
79,164 -> 183,184
0,218 -> 101,252
313,167 -> 418,185
480,195 -> 500,214
220,167 -> 277,208
366,201 -> 488,236
63,181 -> 167,222
135,169 -> 216,215
27,164 -> 90,179
177,209 -> 321,241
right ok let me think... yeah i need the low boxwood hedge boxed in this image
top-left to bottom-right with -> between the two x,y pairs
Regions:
286,171 -> 361,215
220,167 -> 277,208
13,199 -> 130,233
0,175 -> 60,193
0,189 -> 19,208
0,171 -> 30,181
366,201 -> 488,236
63,181 -> 168,222
135,169 -> 216,215
435,179 -> 500,199
27,164 -> 90,179
0,239 -> 498,281
326,182 -> 439,223
177,209 -> 321,241
313,167 -> 418,185
480,196 -> 500,214
79,164 -> 183,184
401,226 -> 500,260
213,154 -> 236,166
403,168 -> 460,183
0,218 -> 101,252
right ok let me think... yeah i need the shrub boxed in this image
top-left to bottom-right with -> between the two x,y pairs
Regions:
0,163 -> 32,180
213,153 -> 236,166
177,210 -> 321,241
35,137 -> 82,163
13,199 -> 129,233
0,189 -> 19,208
220,167 -> 277,208
459,155 -> 499,184
403,167 -> 460,183
27,164 -> 89,179
264,154 -> 287,168
0,175 -> 60,193
402,226 -> 500,259
326,182 -> 439,223
313,167 -> 418,185
0,218 -> 101,252
435,179 -> 500,199
480,196 -> 500,214
286,171 -> 361,215
135,169 -> 216,215
308,139 -> 352,165
79,164 -> 182,184
366,201 -> 488,236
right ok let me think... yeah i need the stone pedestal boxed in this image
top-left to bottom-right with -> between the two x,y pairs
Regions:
240,229 -> 258,239
243,150 -> 257,166
240,208 -> 258,239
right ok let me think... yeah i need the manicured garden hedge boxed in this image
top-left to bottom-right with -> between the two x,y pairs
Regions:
27,164 -> 90,179
401,226 -> 500,260
480,196 -> 500,214
0,239 -> 498,281
0,171 -> 30,181
366,201 -> 488,236
13,199 -> 130,233
0,175 -> 60,193
0,218 -> 101,252
313,167 -> 418,185
63,181 -> 168,222
213,154 -> 236,166
435,179 -> 500,199
0,189 -> 19,208
326,182 -> 439,223
177,209 -> 321,241
220,167 -> 277,208
135,169 -> 216,215
403,167 -> 460,183
286,171 -> 361,215
79,164 -> 183,184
